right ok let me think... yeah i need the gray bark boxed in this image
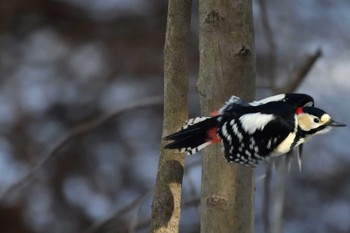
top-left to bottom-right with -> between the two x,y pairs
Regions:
151,1 -> 192,233
198,0 -> 256,232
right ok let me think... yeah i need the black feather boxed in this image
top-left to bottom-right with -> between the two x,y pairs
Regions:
164,116 -> 219,150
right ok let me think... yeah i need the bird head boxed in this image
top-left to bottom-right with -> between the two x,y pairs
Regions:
297,106 -> 346,136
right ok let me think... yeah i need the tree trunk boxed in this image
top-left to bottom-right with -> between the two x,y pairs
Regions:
198,0 -> 256,232
151,1 -> 192,233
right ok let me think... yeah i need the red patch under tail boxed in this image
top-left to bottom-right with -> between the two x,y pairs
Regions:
207,127 -> 220,144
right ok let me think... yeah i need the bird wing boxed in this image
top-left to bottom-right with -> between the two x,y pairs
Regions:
218,102 -> 296,166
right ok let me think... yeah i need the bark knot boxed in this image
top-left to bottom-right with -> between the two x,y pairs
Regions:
207,195 -> 227,207
237,45 -> 251,56
205,10 -> 224,24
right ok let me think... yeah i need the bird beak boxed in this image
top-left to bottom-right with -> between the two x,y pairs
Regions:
328,120 -> 346,127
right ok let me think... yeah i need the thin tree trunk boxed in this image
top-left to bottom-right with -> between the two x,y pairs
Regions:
151,1 -> 192,232
198,0 -> 256,232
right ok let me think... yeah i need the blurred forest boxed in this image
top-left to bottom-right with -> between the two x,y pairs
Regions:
0,0 -> 349,233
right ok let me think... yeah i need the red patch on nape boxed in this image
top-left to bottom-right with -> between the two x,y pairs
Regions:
210,110 -> 220,117
296,107 -> 304,114
207,127 -> 220,144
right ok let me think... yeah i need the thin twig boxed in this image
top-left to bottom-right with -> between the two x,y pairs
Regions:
82,192 -> 149,233
262,163 -> 272,233
271,156 -> 288,233
184,158 -> 201,199
0,96 -> 163,203
258,0 -> 277,90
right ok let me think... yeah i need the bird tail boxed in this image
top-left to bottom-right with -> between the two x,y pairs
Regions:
164,116 -> 220,155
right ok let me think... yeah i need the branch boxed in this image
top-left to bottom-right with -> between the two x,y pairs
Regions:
0,96 -> 163,203
257,4 -> 322,232
276,49 -> 322,93
266,49 -> 322,233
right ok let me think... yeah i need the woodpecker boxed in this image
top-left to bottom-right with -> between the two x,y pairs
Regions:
295,106 -> 346,145
164,93 -> 346,166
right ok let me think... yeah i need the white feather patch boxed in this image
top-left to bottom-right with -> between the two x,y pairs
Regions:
273,132 -> 296,155
231,123 -> 243,141
181,117 -> 210,129
273,115 -> 297,156
239,113 -> 275,134
219,96 -> 244,114
183,141 -> 211,155
250,94 -> 286,106
223,96 -> 243,106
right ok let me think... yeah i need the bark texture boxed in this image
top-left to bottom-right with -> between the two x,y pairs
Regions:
151,1 -> 192,232
198,1 -> 256,232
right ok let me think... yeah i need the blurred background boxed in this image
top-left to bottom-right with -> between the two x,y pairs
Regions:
0,0 -> 349,233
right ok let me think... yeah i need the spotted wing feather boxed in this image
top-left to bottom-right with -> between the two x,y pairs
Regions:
218,102 -> 296,166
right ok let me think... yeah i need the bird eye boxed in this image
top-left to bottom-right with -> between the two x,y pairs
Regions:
313,118 -> 320,123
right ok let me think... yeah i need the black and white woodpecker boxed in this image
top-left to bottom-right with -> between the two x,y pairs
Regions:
164,93 -> 346,166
